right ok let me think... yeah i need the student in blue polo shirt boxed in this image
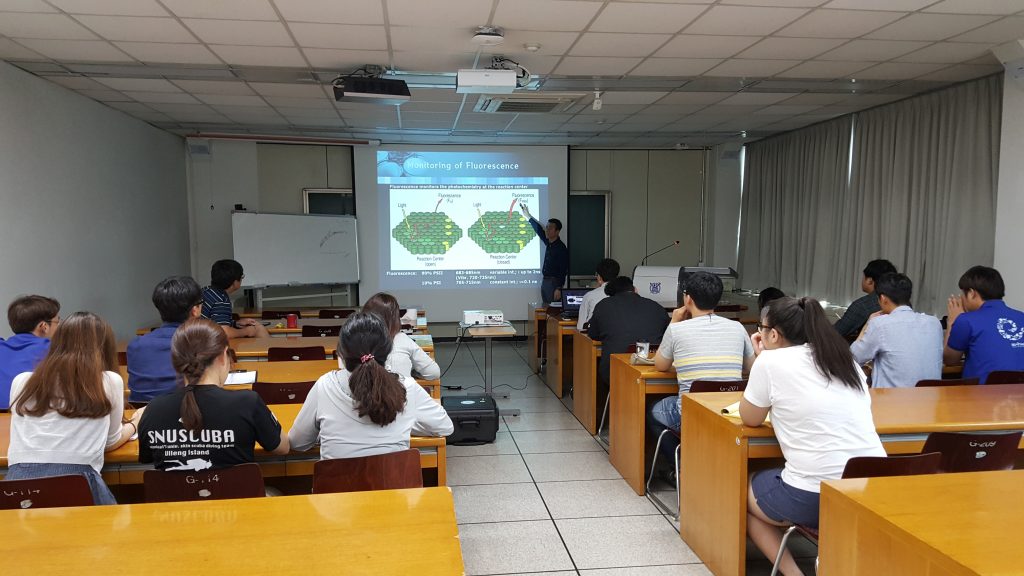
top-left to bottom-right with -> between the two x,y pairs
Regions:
201,259 -> 269,339
126,276 -> 203,404
945,266 -> 1024,383
0,295 -> 60,410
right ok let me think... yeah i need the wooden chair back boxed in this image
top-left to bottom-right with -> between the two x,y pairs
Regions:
915,377 -> 980,387
301,324 -> 342,337
143,463 -> 265,503
267,346 -> 326,362
312,449 -> 423,494
921,431 -> 1023,473
318,309 -> 355,319
0,475 -> 94,509
985,371 -> 1024,385
261,310 -> 300,320
689,379 -> 748,393
253,381 -> 315,404
842,452 -> 942,479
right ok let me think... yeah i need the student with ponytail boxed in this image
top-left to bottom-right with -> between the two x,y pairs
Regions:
6,312 -> 139,505
138,318 -> 288,471
289,312 -> 453,459
740,297 -> 884,576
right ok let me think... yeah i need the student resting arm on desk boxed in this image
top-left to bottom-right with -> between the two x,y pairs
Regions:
740,297 -> 884,576
201,259 -> 270,339
289,313 -> 453,459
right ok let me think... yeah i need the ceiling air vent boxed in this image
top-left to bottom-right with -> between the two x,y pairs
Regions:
474,92 -> 585,114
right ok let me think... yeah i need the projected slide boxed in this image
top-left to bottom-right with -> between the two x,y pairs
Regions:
377,150 -> 547,290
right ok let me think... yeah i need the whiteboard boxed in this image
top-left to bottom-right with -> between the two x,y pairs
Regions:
231,212 -> 359,287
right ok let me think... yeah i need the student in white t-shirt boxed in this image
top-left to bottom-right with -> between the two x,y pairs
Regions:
577,258 -> 619,331
740,297 -> 884,576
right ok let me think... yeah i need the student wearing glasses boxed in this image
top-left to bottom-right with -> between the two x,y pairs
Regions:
0,295 -> 60,411
201,259 -> 269,339
126,276 -> 203,404
741,297 -> 884,575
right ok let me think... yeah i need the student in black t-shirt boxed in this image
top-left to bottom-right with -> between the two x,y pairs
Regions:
138,318 -> 289,471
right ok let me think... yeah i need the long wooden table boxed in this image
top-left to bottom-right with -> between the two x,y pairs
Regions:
4,487 -> 464,575
239,307 -> 427,319
118,335 -> 434,365
819,470 -> 1024,575
608,353 -> 678,495
544,315 -> 576,398
572,331 -> 601,434
679,385 -> 1024,576
0,403 -> 448,486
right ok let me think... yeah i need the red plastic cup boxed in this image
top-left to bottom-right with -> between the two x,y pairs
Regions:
286,314 -> 298,329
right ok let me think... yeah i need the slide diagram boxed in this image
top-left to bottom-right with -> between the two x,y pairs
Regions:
392,211 -> 463,255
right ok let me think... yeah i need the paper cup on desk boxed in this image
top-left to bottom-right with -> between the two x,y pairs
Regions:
286,314 -> 298,329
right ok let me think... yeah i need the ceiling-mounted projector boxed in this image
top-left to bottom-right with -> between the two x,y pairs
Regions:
456,69 -> 517,94
333,76 -> 410,105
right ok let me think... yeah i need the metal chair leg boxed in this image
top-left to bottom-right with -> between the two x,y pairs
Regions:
645,429 -> 669,494
674,443 -> 681,519
596,393 -> 610,440
771,525 -> 798,576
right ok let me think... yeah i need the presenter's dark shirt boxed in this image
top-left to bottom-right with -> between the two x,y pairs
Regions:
529,218 -> 569,281
587,292 -> 670,385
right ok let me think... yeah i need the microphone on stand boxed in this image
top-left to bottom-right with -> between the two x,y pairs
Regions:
641,240 -> 680,265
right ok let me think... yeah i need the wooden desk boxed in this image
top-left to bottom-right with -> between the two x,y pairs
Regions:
571,331 -> 601,434
4,487 -> 464,575
608,353 -> 677,495
819,470 -> 1024,575
0,403 -> 448,486
544,315 -> 576,398
265,316 -> 429,336
528,306 -> 546,374
239,307 -> 427,319
679,385 -> 1024,576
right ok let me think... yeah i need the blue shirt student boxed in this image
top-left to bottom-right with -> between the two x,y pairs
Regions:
126,322 -> 181,403
947,300 -> 1024,384
0,334 -> 50,410
850,306 -> 943,388
202,286 -> 234,326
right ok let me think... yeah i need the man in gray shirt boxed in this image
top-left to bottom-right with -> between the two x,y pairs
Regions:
850,273 -> 943,388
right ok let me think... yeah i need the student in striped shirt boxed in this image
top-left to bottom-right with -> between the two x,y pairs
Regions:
201,259 -> 269,339
651,272 -> 754,433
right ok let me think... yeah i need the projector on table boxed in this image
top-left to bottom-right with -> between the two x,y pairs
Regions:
463,310 -> 505,326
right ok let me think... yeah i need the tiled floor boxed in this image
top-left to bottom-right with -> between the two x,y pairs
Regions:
437,340 -> 817,576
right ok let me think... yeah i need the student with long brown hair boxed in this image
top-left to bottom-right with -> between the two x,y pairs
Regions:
740,297 -> 884,575
289,312 -> 452,459
138,318 -> 289,471
361,292 -> 440,381
6,312 -> 141,505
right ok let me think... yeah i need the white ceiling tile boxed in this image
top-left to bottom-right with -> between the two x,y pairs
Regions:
754,104 -> 823,114
144,102 -> 210,113
737,37 -> 846,59
950,16 -> 1024,43
122,91 -> 200,103
170,80 -> 255,95
223,114 -> 289,125
267,96 -> 335,109
924,0 -> 1024,15
850,62 -> 948,79
76,88 -> 133,101
387,0 -> 491,27
0,0 -> 56,12
600,91 -> 670,104
719,92 -> 795,105
164,111 -> 231,122
819,39 -> 930,61
106,101 -> 159,113
290,23 -> 387,50
0,38 -> 46,59
113,42 -> 221,64
865,14 -> 999,41
183,19 -> 294,47
398,111 -> 456,123
195,94 -> 268,106
209,45 -> 306,66
483,31 -> 579,56
274,106 -> 343,118
590,2 -> 706,33
390,26 -> 478,53
658,91 -> 731,105
276,0 -> 384,24
578,103 -> 649,114
96,77 -> 180,92
780,92 -> 849,104
249,83 -> 325,97
777,9 -> 904,38
408,88 -> 462,102
50,0 -> 169,15
0,13 -> 97,39
16,39 -> 132,61
212,104 -> 276,115
655,35 -> 760,59
915,63 -> 1004,81
823,0 -> 934,10
390,101 -> 460,113
967,53 -> 1001,65
74,15 -> 195,43
570,33 -> 672,57
553,56 -> 644,75
701,104 -> 768,116
628,57 -> 723,76
684,6 -> 809,36
636,103 -> 707,116
303,48 -> 389,69
161,0 -> 278,20
493,0 -> 604,32
46,76 -> 107,90
894,42 -> 995,64
706,58 -> 802,76
391,51 -> 477,72
486,54 -> 563,75
775,60 -> 872,78
720,0 -> 826,5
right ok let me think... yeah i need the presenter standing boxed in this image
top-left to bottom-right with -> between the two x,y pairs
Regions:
521,204 -> 568,305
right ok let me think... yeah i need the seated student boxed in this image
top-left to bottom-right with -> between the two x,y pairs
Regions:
588,276 -> 670,417
834,259 -> 897,339
850,273 -> 942,388
361,292 -> 440,381
201,259 -> 269,339
138,318 -> 289,471
0,295 -> 60,411
741,297 -> 885,575
578,258 -> 620,331
289,313 -> 453,459
757,287 -> 786,312
6,312 -> 142,505
945,265 -> 1024,383
652,272 -> 754,433
127,276 -> 203,404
